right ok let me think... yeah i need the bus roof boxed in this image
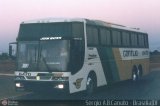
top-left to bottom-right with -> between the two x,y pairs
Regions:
22,18 -> 147,33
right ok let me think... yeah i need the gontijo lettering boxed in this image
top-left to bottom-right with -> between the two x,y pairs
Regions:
123,50 -> 138,57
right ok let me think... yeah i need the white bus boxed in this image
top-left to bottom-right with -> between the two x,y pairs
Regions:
12,18 -> 149,94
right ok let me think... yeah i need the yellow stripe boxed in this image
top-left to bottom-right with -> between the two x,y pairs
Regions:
113,48 -> 149,81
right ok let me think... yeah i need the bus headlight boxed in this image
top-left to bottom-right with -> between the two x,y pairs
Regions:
58,84 -> 64,89
16,83 -> 23,88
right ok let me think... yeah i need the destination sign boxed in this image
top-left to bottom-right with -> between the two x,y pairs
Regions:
119,48 -> 149,60
40,37 -> 62,40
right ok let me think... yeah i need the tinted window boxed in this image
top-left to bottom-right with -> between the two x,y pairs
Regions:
112,30 -> 121,46
131,33 -> 138,47
72,22 -> 84,38
18,23 -> 72,41
100,28 -> 111,45
122,31 -> 130,46
138,34 -> 145,47
144,34 -> 149,48
86,26 -> 99,45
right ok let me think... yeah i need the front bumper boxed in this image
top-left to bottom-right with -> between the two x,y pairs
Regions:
15,80 -> 69,92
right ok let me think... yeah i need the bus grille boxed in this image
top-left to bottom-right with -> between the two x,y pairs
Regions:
26,76 -> 36,80
26,76 -> 52,80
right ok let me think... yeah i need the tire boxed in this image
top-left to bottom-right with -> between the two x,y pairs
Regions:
86,73 -> 97,95
138,65 -> 143,78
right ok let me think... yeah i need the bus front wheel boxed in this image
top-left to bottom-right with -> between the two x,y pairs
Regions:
86,73 -> 97,95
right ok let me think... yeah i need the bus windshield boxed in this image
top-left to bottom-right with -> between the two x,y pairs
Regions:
17,40 -> 70,72
39,40 -> 70,72
17,41 -> 38,71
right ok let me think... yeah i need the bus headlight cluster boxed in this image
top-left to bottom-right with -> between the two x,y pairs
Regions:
55,84 -> 64,89
16,83 -> 24,88
58,84 -> 64,89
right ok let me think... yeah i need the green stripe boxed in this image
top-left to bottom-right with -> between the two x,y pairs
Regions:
97,47 -> 120,84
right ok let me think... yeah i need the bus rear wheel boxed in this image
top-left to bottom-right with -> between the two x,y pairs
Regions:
138,65 -> 143,78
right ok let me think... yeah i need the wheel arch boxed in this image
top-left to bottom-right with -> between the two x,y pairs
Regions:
87,70 -> 97,87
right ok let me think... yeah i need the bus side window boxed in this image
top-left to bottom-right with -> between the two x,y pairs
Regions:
86,25 -> 99,46
144,34 -> 149,48
72,22 -> 84,38
122,31 -> 130,47
131,33 -> 138,47
112,30 -> 121,46
100,28 -> 111,46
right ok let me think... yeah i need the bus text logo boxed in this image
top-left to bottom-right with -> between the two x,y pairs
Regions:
19,72 -> 31,76
123,50 -> 138,57
73,78 -> 83,89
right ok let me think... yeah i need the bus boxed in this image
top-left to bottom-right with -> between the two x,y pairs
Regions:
11,18 -> 149,95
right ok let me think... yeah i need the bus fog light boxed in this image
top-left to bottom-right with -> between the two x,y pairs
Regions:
58,84 -> 64,89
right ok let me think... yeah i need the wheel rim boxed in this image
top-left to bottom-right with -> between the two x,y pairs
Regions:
138,65 -> 143,77
133,73 -> 137,81
87,77 -> 94,94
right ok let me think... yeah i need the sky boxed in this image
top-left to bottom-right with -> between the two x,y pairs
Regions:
0,0 -> 160,52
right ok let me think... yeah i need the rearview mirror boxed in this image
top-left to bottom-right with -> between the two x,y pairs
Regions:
9,42 -> 17,60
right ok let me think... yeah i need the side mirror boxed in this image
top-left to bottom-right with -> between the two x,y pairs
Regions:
9,42 -> 17,60
9,45 -> 12,57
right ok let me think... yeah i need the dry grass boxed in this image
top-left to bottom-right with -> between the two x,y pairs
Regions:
0,59 -> 15,74
150,63 -> 160,70
150,55 -> 160,63
150,55 -> 160,70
